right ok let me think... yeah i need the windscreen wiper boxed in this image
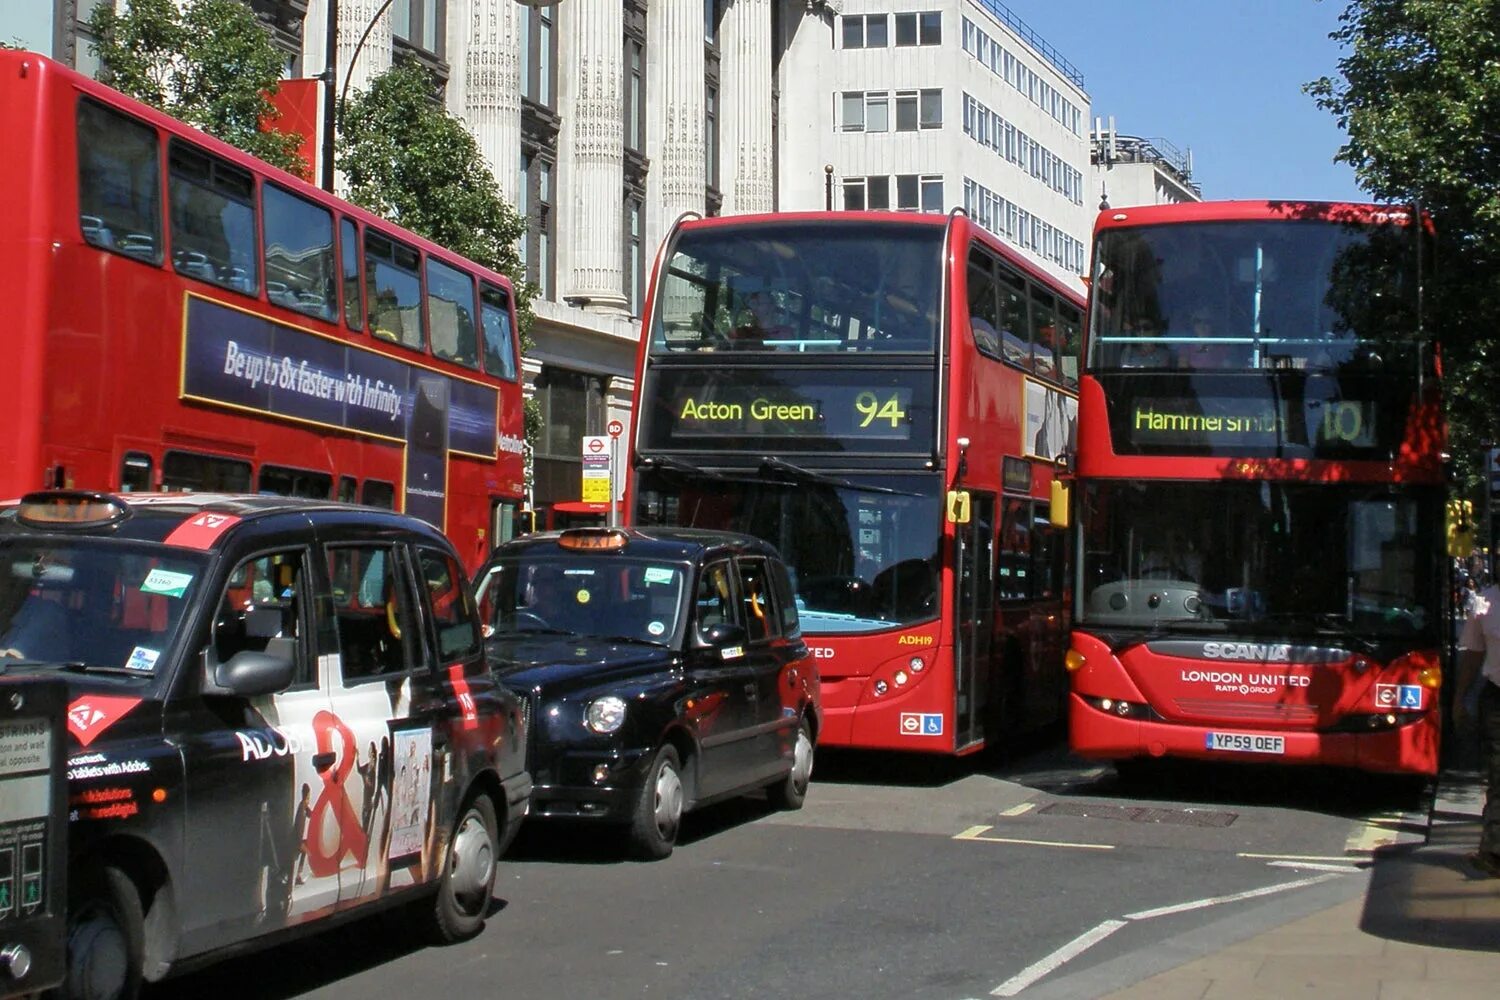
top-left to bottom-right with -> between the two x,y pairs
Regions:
635,455 -> 722,479
757,456 -> 915,496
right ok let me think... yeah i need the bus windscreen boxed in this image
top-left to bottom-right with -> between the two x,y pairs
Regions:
649,222 -> 944,354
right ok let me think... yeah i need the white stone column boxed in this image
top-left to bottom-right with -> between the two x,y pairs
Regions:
336,0 -> 394,102
719,0 -> 774,215
646,0 -> 706,246
561,0 -> 627,308
453,0 -> 524,206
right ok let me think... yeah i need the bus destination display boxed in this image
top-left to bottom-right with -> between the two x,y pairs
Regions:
643,369 -> 935,452
1128,397 -> 1379,450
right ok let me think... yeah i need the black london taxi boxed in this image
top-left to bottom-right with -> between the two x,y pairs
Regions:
473,527 -> 820,859
0,491 -> 531,999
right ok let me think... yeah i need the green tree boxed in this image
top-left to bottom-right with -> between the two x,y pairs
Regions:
1307,0 -> 1500,494
88,0 -> 305,177
338,61 -> 539,442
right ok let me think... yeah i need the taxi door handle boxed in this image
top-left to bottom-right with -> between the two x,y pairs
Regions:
744,683 -> 758,699
312,751 -> 337,771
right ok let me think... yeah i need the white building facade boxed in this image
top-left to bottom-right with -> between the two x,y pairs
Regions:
778,0 -> 1094,294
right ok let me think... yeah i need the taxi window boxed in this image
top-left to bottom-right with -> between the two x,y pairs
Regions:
326,544 -> 418,680
212,550 -> 311,687
417,547 -> 479,661
770,560 -> 800,637
695,560 -> 740,634
737,558 -> 774,642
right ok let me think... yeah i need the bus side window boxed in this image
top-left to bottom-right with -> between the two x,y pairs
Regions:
168,140 -> 258,295
365,229 -> 425,350
341,217 -> 364,331
77,99 -> 162,263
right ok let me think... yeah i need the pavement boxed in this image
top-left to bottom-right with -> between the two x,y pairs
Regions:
1082,768 -> 1500,999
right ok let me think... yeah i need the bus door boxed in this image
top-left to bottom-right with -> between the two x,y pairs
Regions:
953,493 -> 995,750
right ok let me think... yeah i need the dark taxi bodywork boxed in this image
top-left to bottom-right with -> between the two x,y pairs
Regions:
474,528 -> 820,858
0,492 -> 530,999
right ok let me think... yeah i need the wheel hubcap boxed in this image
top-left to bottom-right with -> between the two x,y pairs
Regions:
653,762 -> 684,840
791,730 -> 814,792
448,809 -> 494,914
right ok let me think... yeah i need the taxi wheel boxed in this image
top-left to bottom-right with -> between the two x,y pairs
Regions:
423,794 -> 498,944
628,745 -> 684,860
767,717 -> 814,811
64,866 -> 143,1000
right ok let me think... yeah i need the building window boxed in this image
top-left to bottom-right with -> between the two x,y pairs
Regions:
921,175 -> 944,213
626,198 -> 643,316
522,158 -> 554,300
919,89 -> 942,128
919,11 -> 942,45
841,176 -> 890,211
391,0 -> 444,57
705,0 -> 719,41
840,92 -> 863,132
841,13 -> 888,48
895,91 -> 917,131
625,39 -> 645,151
840,91 -> 890,133
705,84 -> 719,189
522,5 -> 557,108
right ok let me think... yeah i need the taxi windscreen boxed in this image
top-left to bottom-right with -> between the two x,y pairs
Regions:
0,539 -> 208,675
475,557 -> 688,647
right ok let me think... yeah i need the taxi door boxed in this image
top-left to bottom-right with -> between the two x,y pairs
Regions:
736,556 -> 806,786
176,546 -> 335,952
684,559 -> 758,798
317,541 -> 435,910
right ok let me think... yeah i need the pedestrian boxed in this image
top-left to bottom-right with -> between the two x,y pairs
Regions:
1456,580 -> 1500,878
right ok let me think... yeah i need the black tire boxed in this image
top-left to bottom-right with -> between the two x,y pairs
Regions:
766,717 -> 814,811
419,794 -> 499,944
64,866 -> 143,1000
628,745 -> 684,860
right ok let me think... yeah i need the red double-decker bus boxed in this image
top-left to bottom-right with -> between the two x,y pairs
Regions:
625,211 -> 1084,753
0,51 -> 525,570
1068,200 -> 1444,775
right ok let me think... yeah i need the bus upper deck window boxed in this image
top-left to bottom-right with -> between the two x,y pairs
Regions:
77,100 -> 162,264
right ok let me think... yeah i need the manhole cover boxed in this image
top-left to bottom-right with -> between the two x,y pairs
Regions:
1037,801 -> 1238,828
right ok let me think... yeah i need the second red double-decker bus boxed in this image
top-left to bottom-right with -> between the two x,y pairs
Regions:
626,211 -> 1084,753
1068,200 -> 1444,775
1,51 -> 526,570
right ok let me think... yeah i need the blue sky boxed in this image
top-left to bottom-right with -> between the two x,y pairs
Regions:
1013,0 -> 1364,202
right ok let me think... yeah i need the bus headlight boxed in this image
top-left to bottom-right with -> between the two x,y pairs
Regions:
584,696 -> 628,734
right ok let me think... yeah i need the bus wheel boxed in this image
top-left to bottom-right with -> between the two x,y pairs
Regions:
65,866 -> 143,1000
422,793 -> 499,943
629,745 -> 684,860
767,717 -> 814,811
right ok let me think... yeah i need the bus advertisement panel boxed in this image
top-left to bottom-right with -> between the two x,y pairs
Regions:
0,52 -> 525,570
627,212 -> 1083,754
1069,200 -> 1444,775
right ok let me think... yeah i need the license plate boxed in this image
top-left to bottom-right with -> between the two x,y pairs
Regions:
1205,731 -> 1285,754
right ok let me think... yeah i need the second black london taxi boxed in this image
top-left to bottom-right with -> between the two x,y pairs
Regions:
474,527 -> 820,859
0,491 -> 531,1000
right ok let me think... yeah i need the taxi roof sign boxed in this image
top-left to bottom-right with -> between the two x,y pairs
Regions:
16,491 -> 130,528
557,528 -> 629,551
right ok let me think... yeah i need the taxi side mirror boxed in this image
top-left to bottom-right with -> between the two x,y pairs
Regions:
208,644 -> 296,697
698,622 -> 747,649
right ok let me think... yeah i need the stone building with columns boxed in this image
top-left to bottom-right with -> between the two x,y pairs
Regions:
34,0 -> 1107,524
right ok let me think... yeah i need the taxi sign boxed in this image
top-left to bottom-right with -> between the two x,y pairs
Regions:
15,491 -> 128,528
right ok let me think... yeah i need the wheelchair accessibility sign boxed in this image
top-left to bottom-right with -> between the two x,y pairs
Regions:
1375,683 -> 1424,710
899,712 -> 944,736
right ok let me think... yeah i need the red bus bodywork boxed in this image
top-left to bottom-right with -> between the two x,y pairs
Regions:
0,52 -> 524,570
627,211 -> 1083,753
1069,200 -> 1443,775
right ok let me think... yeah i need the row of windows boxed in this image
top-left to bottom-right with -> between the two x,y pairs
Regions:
963,177 -> 1086,275
841,11 -> 943,49
120,448 -> 398,509
75,99 -> 519,381
842,174 -> 945,214
962,94 -> 1084,206
838,89 -> 943,133
961,16 -> 1083,137
967,243 -> 1082,389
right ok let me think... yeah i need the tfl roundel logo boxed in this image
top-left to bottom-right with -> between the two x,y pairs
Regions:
899,712 -> 943,736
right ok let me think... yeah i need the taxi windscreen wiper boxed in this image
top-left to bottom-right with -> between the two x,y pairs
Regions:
592,634 -> 669,648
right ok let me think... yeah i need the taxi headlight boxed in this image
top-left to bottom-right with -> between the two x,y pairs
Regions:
584,696 -> 628,734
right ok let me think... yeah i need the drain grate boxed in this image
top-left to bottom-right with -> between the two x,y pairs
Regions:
1037,801 -> 1238,828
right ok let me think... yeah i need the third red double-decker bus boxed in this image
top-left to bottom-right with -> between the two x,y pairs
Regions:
1,51 -> 525,570
1068,200 -> 1444,775
626,211 -> 1084,753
